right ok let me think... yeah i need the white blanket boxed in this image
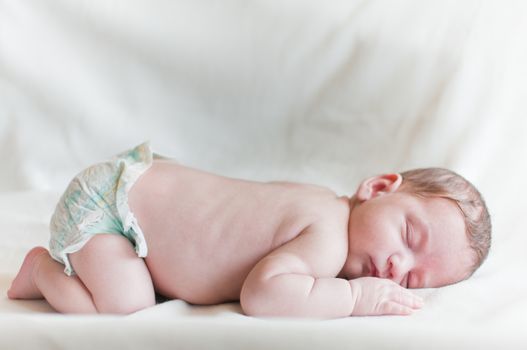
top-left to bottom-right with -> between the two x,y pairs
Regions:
1,0 -> 527,349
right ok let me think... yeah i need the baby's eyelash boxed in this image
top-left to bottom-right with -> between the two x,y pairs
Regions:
405,221 -> 411,248
406,221 -> 416,250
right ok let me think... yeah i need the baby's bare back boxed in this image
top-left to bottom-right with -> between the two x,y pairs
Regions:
127,160 -> 341,304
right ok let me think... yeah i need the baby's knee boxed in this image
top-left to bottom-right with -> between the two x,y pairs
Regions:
69,234 -> 157,314
97,292 -> 156,314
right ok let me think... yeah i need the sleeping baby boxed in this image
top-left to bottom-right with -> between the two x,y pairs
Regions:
7,142 -> 491,318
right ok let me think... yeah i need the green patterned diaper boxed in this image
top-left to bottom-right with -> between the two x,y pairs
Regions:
49,142 -> 156,276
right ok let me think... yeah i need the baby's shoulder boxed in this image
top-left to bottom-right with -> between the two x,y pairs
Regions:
288,185 -> 350,231
264,180 -> 350,226
297,184 -> 349,215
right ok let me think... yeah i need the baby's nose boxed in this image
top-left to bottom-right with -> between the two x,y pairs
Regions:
388,254 -> 413,281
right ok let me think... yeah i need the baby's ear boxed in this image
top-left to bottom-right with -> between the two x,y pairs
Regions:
355,173 -> 402,201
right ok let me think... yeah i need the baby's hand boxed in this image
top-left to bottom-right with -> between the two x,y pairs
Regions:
349,277 -> 424,316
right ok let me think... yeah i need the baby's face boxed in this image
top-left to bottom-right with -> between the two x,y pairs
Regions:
344,191 -> 474,288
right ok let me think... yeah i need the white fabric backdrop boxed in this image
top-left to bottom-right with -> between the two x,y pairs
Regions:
1,0 -> 527,349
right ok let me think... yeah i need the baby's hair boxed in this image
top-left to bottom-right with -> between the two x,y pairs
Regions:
398,168 -> 491,277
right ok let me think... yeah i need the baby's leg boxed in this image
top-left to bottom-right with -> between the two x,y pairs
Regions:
9,234 -> 155,314
68,234 -> 156,314
8,247 -> 98,313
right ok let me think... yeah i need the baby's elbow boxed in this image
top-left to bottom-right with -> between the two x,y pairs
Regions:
240,283 -> 265,317
241,258 -> 290,317
240,278 -> 278,317
240,295 -> 260,317
241,294 -> 282,317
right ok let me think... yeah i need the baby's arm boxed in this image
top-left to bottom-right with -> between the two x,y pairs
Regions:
240,224 -> 422,318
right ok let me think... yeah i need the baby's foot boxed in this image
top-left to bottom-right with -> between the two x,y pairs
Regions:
7,247 -> 48,300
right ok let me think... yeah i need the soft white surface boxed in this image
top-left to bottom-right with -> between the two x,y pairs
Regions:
1,0 -> 527,349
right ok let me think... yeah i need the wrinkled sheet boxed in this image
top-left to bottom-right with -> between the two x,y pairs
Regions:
1,0 -> 527,349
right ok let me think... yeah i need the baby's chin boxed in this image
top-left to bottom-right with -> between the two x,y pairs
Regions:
344,256 -> 370,279
343,265 -> 365,280
349,271 -> 370,280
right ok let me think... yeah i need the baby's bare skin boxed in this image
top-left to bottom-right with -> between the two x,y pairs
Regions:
128,159 -> 350,305
11,160 -> 472,317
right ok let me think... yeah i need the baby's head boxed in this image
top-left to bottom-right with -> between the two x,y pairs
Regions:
344,167 -> 491,288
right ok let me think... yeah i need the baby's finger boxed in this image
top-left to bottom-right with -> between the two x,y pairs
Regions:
393,290 -> 424,309
382,301 -> 414,316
